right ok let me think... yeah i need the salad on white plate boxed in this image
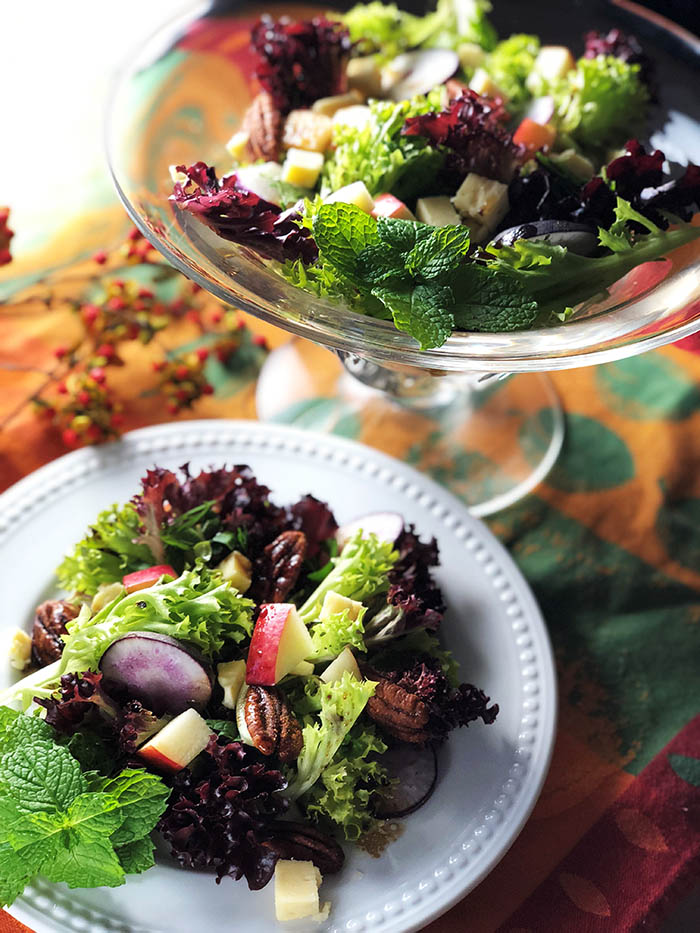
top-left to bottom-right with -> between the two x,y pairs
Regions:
170,0 -> 700,349
1,464 -> 497,925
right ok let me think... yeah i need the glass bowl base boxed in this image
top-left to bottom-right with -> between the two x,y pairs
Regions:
256,339 -> 564,517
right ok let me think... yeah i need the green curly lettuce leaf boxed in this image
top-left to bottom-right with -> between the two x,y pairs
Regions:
484,34 -> 539,112
310,607 -> 368,660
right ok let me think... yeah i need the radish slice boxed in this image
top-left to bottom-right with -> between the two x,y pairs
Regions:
522,95 -> 555,126
336,512 -> 404,551
100,632 -> 213,715
373,744 -> 438,818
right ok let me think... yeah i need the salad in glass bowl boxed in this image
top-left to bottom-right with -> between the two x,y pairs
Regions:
0,464 -> 497,925
169,0 -> 700,350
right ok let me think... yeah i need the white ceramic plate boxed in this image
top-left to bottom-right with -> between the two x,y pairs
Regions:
1,421 -> 556,933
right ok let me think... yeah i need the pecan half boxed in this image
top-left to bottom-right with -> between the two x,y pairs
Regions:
263,821 -> 344,875
31,600 -> 79,667
366,680 -> 431,744
242,91 -> 283,162
254,530 -> 307,603
244,685 -> 303,763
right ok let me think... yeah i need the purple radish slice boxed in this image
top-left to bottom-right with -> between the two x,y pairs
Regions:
523,95 -> 555,126
336,512 -> 404,551
100,632 -> 213,715
373,744 -> 438,818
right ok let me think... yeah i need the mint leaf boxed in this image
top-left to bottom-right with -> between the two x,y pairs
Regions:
405,225 -> 471,279
115,837 -> 156,874
1,740 -> 85,812
376,216 -> 419,253
0,844 -> 36,907
312,204 -> 379,278
87,769 -> 171,846
0,710 -> 53,756
450,265 -> 539,332
373,283 -> 455,349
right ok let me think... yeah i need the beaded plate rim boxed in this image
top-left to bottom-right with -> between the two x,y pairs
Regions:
3,420 -> 557,933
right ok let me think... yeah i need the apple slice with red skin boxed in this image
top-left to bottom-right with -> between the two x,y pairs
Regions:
246,604 -> 314,686
371,193 -> 416,221
123,564 -> 177,594
137,708 -> 212,774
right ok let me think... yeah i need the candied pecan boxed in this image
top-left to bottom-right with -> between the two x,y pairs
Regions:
366,680 -> 431,744
263,821 -> 344,875
31,600 -> 79,667
253,530 -> 307,603
244,685 -> 303,763
242,91 -> 283,162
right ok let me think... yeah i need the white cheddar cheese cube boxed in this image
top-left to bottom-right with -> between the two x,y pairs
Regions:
217,549 -> 252,592
347,56 -> 383,98
312,89 -> 364,116
533,45 -> 576,82
469,67 -> 505,100
458,42 -> 486,71
225,130 -> 251,162
320,591 -> 364,621
452,173 -> 509,234
275,860 -> 325,922
8,628 -> 31,671
217,659 -> 246,710
415,196 -> 461,227
281,148 -> 324,188
325,181 -> 375,213
332,105 -> 373,131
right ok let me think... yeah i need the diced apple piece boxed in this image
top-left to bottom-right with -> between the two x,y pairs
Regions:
331,105 -> 373,131
469,67 -> 505,100
7,628 -> 31,671
246,604 -> 315,686
321,647 -> 361,684
415,196 -> 460,227
236,683 -> 254,745
533,45 -> 575,82
275,860 -> 327,923
236,162 -> 284,206
320,591 -> 364,622
91,581 -> 124,615
217,659 -> 246,709
312,89 -> 364,116
137,708 -> 211,773
217,550 -> 252,593
458,41 -> 485,71
452,173 -> 509,234
291,660 -> 315,676
347,56 -> 383,98
371,193 -> 416,221
283,110 -> 332,153
281,148 -> 324,189
123,564 -> 177,594
225,130 -> 251,162
324,181 -> 375,214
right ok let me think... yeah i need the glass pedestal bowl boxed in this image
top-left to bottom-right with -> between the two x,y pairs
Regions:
107,0 -> 700,515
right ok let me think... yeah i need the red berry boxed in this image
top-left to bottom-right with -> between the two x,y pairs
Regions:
110,412 -> 125,428
78,390 -> 91,406
202,383 -> 214,395
237,318 -> 246,331
113,279 -> 125,290
44,406 -> 56,418
138,287 -> 154,299
57,381 -> 68,395
196,347 -> 209,362
252,334 -> 268,349
107,296 -> 127,312
82,304 -> 99,324
185,309 -> 200,325
62,428 -> 79,446
175,364 -> 190,381
216,348 -> 230,363
191,283 -> 202,294
128,324 -> 140,339
54,345 -> 68,359
152,361 -> 165,372
176,388 -> 188,402
86,424 -> 102,441
97,344 -> 115,359
211,310 -> 223,324
92,250 -> 108,265
167,401 -> 179,415
89,367 -> 106,384
127,227 -> 141,241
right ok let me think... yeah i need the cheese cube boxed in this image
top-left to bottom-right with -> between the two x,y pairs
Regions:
469,68 -> 505,101
7,628 -> 31,671
217,659 -> 246,710
347,56 -> 383,98
312,89 -> 364,117
458,42 -> 486,71
332,105 -> 373,131
452,173 -> 509,234
217,549 -> 252,592
320,591 -> 364,622
415,196 -> 461,227
324,181 -> 375,214
283,110 -> 332,153
225,130 -> 251,162
274,860 -> 326,922
532,45 -> 575,82
281,148 -> 324,188
550,148 -> 595,181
